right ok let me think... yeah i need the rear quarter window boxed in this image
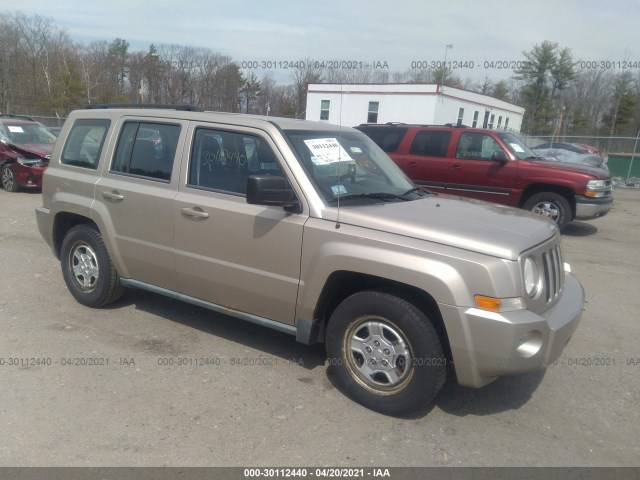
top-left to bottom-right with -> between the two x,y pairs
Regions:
61,119 -> 111,169
409,130 -> 452,157
356,127 -> 407,153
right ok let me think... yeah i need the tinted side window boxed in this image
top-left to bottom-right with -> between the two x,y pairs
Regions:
61,119 -> 111,169
188,128 -> 282,194
409,131 -> 452,157
455,133 -> 504,160
357,127 -> 407,153
111,122 -> 180,181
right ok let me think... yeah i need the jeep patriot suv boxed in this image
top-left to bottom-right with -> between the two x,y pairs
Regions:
355,123 -> 613,230
36,106 -> 584,415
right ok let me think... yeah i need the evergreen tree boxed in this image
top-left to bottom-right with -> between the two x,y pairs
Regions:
515,41 -> 576,134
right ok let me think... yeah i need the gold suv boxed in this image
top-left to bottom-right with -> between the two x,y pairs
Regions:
36,106 -> 584,416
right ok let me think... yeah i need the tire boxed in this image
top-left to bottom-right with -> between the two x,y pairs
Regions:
523,192 -> 571,230
60,225 -> 125,307
1,164 -> 19,192
326,291 -> 446,416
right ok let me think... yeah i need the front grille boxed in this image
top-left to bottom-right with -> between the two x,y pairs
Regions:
542,244 -> 564,303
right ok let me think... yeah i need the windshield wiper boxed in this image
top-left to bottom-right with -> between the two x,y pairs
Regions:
401,186 -> 434,197
330,192 -> 410,203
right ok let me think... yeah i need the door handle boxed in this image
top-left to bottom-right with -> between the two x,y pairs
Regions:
408,162 -> 417,167
451,164 -> 462,170
181,207 -> 209,219
102,191 -> 124,201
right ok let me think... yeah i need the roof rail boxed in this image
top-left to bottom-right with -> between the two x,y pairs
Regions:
85,104 -> 203,111
357,122 -> 407,127
0,114 -> 36,121
358,122 -> 470,128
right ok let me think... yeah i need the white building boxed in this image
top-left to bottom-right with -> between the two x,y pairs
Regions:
305,83 -> 525,132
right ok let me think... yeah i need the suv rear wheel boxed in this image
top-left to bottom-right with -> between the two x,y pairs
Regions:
523,192 -> 571,229
60,225 -> 125,307
326,291 -> 446,416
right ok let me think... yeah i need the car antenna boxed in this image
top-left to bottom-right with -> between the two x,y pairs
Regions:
335,85 -> 344,229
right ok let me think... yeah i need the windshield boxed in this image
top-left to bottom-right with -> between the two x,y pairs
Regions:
0,123 -> 57,146
498,132 -> 538,160
284,129 -> 419,203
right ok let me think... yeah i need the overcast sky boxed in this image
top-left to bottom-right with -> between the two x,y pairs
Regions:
9,0 -> 640,84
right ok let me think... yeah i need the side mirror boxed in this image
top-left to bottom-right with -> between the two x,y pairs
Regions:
492,150 -> 508,162
246,175 -> 300,212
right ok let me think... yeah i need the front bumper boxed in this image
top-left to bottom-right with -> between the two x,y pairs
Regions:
575,194 -> 613,220
441,273 -> 584,388
14,164 -> 46,189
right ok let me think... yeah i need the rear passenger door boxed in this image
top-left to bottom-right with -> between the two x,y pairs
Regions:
94,119 -> 187,291
394,129 -> 452,190
172,123 -> 305,325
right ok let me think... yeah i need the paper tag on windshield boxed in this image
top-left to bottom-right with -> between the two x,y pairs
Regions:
304,138 -> 353,165
510,143 -> 525,153
8,126 -> 24,133
330,184 -> 348,196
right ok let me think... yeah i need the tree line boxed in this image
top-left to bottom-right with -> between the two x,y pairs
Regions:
1,12 -> 638,137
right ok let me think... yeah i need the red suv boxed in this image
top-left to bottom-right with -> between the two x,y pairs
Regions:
0,117 -> 56,192
356,124 -> 613,229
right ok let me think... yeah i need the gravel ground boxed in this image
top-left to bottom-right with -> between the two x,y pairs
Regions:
0,187 -> 638,467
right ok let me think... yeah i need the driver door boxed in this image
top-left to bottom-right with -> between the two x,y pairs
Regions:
172,124 -> 306,325
446,132 -> 518,205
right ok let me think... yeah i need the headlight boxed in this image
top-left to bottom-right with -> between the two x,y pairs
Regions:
587,179 -> 606,189
16,158 -> 44,167
585,179 -> 610,198
523,256 -> 539,298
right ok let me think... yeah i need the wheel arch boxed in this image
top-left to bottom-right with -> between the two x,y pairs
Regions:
52,212 -> 98,259
311,271 -> 453,365
519,184 -> 576,220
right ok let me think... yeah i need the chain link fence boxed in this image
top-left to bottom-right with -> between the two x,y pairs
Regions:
516,132 -> 640,185
27,115 -> 66,127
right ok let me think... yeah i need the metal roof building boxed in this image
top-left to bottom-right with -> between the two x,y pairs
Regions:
306,83 -> 525,132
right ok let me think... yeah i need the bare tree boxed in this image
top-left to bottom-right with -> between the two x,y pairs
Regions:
291,58 -> 324,118
0,13 -> 21,113
14,13 -> 53,105
565,69 -> 614,135
255,74 -> 277,115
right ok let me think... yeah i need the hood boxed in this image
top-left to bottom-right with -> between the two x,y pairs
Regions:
322,195 -> 558,260
529,157 -> 609,178
7,143 -> 53,160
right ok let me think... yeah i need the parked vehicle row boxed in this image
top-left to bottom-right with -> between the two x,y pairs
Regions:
2,114 -> 614,233
532,141 -> 608,171
534,142 -> 602,156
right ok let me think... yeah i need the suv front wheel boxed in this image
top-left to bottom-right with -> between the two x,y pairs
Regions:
60,225 -> 125,307
326,291 -> 446,416
523,192 -> 571,229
